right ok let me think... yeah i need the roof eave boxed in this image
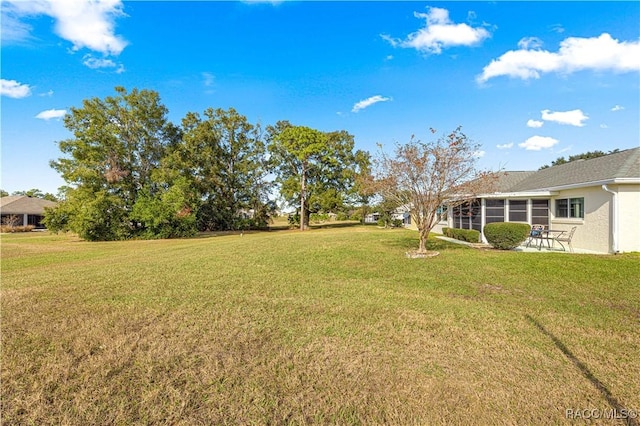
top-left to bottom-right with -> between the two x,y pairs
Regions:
479,191 -> 557,198
540,178 -> 640,192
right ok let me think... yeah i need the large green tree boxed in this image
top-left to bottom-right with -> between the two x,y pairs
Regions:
350,150 -> 375,224
267,122 -> 359,230
165,107 -> 271,231
46,87 -> 189,240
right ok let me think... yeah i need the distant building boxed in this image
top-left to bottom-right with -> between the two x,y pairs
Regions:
0,196 -> 57,229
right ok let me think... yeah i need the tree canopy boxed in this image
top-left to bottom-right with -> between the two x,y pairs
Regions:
539,149 -> 620,170
374,127 -> 496,253
1,189 -> 58,201
46,87 -> 189,240
164,107 -> 272,231
42,86 -> 500,247
267,122 -> 360,230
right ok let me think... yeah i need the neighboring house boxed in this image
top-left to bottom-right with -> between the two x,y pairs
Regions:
0,196 -> 57,229
364,206 -> 412,226
392,205 -> 412,227
364,212 -> 380,224
437,147 -> 640,253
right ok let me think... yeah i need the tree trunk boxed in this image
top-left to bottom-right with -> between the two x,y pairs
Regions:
418,228 -> 429,252
300,162 -> 306,231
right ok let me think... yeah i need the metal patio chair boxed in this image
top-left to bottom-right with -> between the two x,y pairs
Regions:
555,226 -> 577,252
525,224 -> 545,248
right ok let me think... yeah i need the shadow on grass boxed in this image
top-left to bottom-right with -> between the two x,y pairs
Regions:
308,221 -> 362,230
383,233 -> 471,252
526,315 -> 638,426
191,221 -> 362,239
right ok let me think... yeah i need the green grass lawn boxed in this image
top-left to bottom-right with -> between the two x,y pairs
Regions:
2,227 -> 639,425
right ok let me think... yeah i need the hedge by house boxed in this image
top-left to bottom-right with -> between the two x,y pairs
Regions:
442,227 -> 480,243
483,222 -> 531,250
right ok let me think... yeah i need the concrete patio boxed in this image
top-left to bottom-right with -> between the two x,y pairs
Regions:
436,235 -> 607,254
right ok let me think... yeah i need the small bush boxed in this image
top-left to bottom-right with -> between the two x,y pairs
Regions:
484,222 -> 531,250
442,227 -> 480,243
310,213 -> 329,223
0,225 -> 34,233
288,213 -> 300,228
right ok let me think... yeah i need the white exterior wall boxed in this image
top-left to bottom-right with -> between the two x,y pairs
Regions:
549,186 -> 611,253
427,183 -> 639,253
617,184 -> 640,253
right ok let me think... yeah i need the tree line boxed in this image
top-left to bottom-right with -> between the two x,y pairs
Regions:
6,86 -> 496,254
39,87 -> 371,241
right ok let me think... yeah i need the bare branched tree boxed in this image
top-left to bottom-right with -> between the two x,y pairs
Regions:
375,127 -> 498,254
1,214 -> 22,229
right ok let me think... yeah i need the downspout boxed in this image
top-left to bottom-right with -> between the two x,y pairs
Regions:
602,185 -> 619,254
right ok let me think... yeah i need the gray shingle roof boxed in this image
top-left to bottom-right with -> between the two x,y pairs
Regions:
493,171 -> 537,192
0,196 -> 57,215
500,147 -> 640,192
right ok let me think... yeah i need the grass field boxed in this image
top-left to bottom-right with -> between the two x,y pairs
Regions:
1,226 -> 639,425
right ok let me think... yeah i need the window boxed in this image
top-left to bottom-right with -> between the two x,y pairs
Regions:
556,197 -> 584,219
452,201 -> 480,230
531,199 -> 549,226
485,199 -> 505,224
436,205 -> 448,222
508,200 -> 527,222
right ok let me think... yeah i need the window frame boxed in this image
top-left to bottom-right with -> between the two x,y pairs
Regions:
555,197 -> 584,219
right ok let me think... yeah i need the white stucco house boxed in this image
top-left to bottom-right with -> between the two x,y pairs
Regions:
433,147 -> 640,254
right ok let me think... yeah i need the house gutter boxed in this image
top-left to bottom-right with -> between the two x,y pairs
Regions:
602,184 -> 619,254
543,178 -> 640,192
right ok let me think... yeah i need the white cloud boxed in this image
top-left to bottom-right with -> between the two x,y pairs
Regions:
496,143 -> 514,149
352,95 -> 391,113
83,55 -> 114,68
478,33 -> 640,83
4,0 -> 128,56
1,79 -> 32,98
600,124 -> 608,129
474,150 -> 486,158
0,10 -> 32,43
527,119 -> 544,128
549,24 -> 565,34
82,55 -> 125,73
541,109 -> 588,127
39,90 -> 54,97
518,37 -> 543,50
519,136 -> 559,151
382,7 -> 490,54
202,72 -> 215,87
35,109 -> 67,120
611,105 -> 624,111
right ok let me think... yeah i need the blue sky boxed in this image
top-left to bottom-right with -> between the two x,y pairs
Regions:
2,1 -> 639,195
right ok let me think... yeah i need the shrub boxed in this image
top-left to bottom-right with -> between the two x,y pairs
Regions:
288,213 -> 300,228
335,212 -> 349,221
392,218 -> 404,228
484,222 -> 531,250
442,227 -> 480,243
0,225 -> 34,233
310,213 -> 329,223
